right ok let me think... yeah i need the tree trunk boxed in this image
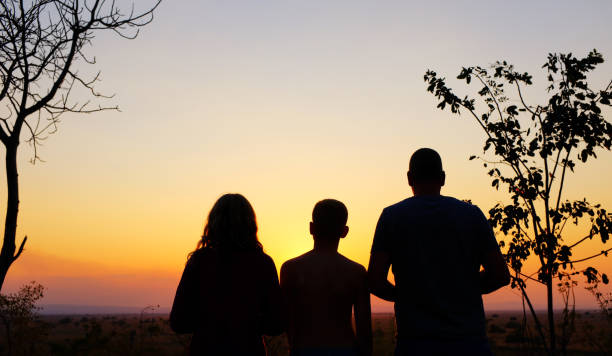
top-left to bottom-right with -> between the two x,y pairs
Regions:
547,273 -> 556,355
0,142 -> 19,291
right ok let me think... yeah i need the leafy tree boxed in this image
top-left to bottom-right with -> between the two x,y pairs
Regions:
0,281 -> 45,355
0,0 -> 160,290
424,50 -> 612,355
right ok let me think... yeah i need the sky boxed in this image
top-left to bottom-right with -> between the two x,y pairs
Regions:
3,0 -> 612,312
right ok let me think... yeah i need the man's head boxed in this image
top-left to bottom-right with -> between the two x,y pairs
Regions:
407,148 -> 445,195
310,199 -> 349,240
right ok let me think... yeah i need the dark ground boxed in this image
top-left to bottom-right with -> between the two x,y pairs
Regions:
0,311 -> 610,355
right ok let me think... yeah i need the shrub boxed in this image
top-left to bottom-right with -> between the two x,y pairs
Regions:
489,323 -> 507,333
0,281 -> 48,355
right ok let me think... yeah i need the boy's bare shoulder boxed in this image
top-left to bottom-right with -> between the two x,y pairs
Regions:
337,253 -> 367,275
280,251 -> 312,271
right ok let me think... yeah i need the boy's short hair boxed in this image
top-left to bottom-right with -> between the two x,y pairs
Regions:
312,199 -> 348,238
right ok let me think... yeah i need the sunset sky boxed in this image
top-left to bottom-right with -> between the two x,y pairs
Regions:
3,0 -> 612,312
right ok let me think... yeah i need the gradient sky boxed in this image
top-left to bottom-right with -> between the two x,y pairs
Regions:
3,0 -> 612,312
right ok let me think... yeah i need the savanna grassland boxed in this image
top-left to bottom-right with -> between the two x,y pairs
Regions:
0,312 -> 610,355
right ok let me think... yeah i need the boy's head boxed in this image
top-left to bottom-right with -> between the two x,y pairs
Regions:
310,199 -> 349,240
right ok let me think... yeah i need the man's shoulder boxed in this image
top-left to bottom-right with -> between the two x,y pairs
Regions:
383,196 -> 466,211
381,196 -> 482,219
445,196 -> 485,214
382,197 -> 413,214
385,197 -> 412,209
383,195 -> 462,208
442,195 -> 476,208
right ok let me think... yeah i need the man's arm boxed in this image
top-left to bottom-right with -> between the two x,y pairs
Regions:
480,247 -> 511,294
473,205 -> 511,294
367,252 -> 396,302
354,266 -> 372,356
368,209 -> 396,302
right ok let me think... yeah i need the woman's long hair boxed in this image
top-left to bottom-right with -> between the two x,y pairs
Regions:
190,194 -> 262,257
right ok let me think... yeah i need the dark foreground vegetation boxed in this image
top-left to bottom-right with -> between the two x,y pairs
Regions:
0,311 -> 610,356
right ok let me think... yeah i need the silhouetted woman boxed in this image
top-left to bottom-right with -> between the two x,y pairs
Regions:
170,194 -> 283,355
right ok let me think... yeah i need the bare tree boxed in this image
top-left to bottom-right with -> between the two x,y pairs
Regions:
0,0 -> 161,291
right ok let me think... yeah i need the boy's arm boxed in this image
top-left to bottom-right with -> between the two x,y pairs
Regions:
279,262 -> 293,339
354,266 -> 372,356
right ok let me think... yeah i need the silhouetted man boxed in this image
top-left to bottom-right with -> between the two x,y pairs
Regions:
281,199 -> 372,356
368,148 -> 510,356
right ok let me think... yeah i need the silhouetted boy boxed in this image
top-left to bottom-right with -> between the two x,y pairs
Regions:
280,199 -> 372,356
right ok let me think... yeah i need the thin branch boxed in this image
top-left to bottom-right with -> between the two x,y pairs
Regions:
475,73 -> 505,122
595,79 -> 612,101
515,81 -> 536,115
23,119 -> 40,162
460,103 -> 494,140
517,223 -> 534,242
548,147 -> 563,195
511,266 -> 546,285
567,234 -> 593,250
555,148 -> 572,212
517,276 -> 550,354
569,247 -> 612,264
12,235 -> 27,261
557,215 -> 569,236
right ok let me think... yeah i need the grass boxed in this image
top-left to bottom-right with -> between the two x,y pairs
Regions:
0,312 -> 609,355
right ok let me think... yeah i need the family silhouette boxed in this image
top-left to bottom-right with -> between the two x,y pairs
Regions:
170,148 -> 510,356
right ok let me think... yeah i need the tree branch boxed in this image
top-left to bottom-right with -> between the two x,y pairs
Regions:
567,234 -> 593,250
12,235 -> 26,261
511,266 -> 545,285
569,247 -> 612,264
515,81 -> 537,116
555,148 -> 572,212
516,276 -> 549,354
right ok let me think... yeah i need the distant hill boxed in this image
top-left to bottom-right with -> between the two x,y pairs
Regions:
40,304 -> 171,315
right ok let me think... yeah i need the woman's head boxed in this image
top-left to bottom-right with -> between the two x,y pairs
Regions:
193,193 -> 262,253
